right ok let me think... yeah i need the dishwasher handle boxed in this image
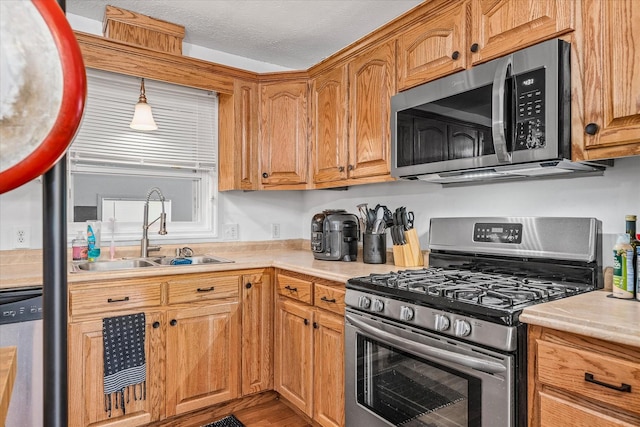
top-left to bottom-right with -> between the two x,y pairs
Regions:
346,314 -> 507,374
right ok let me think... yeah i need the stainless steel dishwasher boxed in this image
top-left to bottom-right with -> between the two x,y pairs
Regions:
0,287 -> 43,426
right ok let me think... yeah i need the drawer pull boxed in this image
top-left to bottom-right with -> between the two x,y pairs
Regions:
107,296 -> 130,303
197,286 -> 215,293
584,373 -> 631,392
285,285 -> 298,292
321,296 -> 336,303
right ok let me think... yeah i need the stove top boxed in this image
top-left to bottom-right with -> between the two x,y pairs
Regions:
364,267 -> 589,308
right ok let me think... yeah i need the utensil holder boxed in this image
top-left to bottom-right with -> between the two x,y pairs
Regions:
363,233 -> 386,264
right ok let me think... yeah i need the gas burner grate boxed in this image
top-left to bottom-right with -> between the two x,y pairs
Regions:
360,267 -> 590,309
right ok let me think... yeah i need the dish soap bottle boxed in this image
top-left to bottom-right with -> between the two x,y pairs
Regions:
87,223 -> 101,262
72,231 -> 88,261
612,233 -> 634,299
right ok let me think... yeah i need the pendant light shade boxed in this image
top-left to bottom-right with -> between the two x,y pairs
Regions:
130,78 -> 158,131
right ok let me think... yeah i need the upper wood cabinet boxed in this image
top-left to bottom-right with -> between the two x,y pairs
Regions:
396,1 -> 468,91
575,0 -> 640,160
311,65 -> 349,183
348,41 -> 396,179
259,80 -> 309,187
219,79 -> 259,191
469,0 -> 575,65
396,0 -> 575,91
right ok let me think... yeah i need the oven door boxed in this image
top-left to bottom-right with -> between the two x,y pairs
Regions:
345,308 -> 514,427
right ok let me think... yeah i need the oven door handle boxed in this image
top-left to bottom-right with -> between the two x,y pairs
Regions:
346,314 -> 507,374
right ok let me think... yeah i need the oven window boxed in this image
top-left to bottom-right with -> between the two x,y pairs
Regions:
357,334 -> 481,427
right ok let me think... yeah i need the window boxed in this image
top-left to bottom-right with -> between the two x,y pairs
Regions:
68,69 -> 218,242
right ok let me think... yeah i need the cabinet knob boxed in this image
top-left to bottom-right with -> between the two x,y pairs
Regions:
338,166 -> 345,172
585,123 -> 599,135
245,282 -> 252,289
470,43 -> 479,53
452,51 -> 460,60
313,322 -> 319,329
170,319 -> 177,326
262,172 -> 269,178
347,164 -> 354,171
304,318 -> 309,326
152,321 -> 160,329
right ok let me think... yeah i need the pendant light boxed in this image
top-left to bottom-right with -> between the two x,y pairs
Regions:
130,78 -> 158,131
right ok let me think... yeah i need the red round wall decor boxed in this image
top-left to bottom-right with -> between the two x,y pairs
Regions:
0,0 -> 86,194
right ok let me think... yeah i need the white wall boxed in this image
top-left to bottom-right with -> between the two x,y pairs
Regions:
302,156 -> 640,267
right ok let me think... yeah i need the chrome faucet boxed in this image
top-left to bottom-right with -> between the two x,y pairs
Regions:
140,187 -> 168,258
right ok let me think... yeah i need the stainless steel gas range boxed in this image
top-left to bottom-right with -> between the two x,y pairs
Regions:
345,217 -> 602,427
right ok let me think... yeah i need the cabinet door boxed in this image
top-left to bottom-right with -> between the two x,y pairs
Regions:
260,80 -> 309,186
397,1 -> 468,91
313,310 -> 345,427
470,0 -> 575,64
68,311 -> 164,427
165,302 -> 240,416
348,41 -> 395,179
274,297 -> 314,417
579,0 -> 640,159
312,66 -> 349,183
219,79 -> 259,191
241,271 -> 273,395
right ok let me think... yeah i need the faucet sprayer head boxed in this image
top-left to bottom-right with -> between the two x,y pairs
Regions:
159,212 -> 168,235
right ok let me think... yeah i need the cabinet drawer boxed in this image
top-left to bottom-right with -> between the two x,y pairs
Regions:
537,340 -> 640,416
314,283 -> 345,315
277,274 -> 313,304
539,391 -> 638,427
70,282 -> 162,317
168,275 -> 239,304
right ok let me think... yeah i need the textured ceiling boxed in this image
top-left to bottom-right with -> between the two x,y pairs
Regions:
66,0 -> 423,69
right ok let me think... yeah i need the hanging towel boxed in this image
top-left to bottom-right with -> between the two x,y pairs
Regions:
102,312 -> 147,417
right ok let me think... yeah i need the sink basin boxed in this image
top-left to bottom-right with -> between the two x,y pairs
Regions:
74,258 -> 157,272
71,254 -> 234,273
153,255 -> 235,265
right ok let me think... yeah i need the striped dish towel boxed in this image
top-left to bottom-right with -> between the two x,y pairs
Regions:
102,312 -> 146,417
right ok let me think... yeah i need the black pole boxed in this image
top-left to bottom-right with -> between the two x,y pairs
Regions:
43,3 -> 68,427
42,157 -> 68,427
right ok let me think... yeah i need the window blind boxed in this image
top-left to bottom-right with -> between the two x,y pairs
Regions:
69,69 -> 218,170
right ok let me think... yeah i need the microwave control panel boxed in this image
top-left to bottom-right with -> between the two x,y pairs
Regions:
473,223 -> 523,244
515,68 -> 546,151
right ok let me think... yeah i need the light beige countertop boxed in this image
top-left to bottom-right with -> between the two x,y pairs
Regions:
0,241 -> 408,289
520,290 -> 640,348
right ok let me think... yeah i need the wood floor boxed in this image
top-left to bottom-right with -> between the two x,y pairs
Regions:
233,399 -> 312,427
148,393 -> 312,427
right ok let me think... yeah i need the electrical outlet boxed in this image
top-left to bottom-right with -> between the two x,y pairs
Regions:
271,223 -> 280,239
224,223 -> 239,240
13,226 -> 30,249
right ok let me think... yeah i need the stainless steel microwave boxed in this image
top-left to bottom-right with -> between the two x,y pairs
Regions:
390,39 -> 604,184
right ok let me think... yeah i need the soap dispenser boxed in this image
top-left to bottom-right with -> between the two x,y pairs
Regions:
72,231 -> 88,261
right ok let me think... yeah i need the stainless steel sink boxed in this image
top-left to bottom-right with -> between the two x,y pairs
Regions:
152,255 -> 235,265
71,255 -> 234,272
74,258 -> 157,272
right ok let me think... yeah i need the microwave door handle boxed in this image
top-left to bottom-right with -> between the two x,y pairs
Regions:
346,314 -> 507,374
491,55 -> 513,164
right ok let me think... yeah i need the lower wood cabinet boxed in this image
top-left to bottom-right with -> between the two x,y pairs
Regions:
68,272 -> 244,427
528,325 -> 640,427
165,302 -> 241,417
274,271 -> 345,427
68,310 -> 165,427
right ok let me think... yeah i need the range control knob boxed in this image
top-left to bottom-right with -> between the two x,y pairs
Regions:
434,314 -> 450,331
358,296 -> 371,309
454,319 -> 472,337
400,306 -> 414,321
371,299 -> 385,313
